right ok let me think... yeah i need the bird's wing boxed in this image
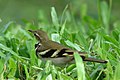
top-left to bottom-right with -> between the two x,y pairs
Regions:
41,40 -> 87,58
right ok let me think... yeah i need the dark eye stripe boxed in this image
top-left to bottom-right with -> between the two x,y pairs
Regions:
34,33 -> 39,37
41,49 -> 57,58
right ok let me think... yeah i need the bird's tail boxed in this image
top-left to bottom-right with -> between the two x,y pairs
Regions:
83,57 -> 108,63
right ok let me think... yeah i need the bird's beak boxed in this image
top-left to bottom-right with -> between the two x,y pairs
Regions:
28,30 -> 34,33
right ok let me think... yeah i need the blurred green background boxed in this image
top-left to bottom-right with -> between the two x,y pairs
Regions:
0,0 -> 119,27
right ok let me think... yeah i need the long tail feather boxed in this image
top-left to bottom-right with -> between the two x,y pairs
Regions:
83,57 -> 108,63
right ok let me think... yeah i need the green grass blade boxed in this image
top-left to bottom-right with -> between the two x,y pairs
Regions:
114,63 -> 120,80
0,43 -> 20,59
0,59 -> 4,74
24,64 -> 29,80
8,58 -> 16,77
2,21 -> 14,33
51,7 -> 59,31
74,52 -> 85,80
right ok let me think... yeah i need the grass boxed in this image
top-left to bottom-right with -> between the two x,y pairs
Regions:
0,0 -> 120,80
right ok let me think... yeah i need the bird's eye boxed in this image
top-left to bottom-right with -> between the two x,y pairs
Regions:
34,33 -> 38,37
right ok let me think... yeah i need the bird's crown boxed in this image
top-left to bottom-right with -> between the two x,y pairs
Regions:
28,30 -> 49,42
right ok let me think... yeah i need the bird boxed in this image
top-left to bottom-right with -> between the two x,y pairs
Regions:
28,30 -> 107,65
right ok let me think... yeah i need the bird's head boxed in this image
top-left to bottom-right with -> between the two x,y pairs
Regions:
28,30 -> 49,42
